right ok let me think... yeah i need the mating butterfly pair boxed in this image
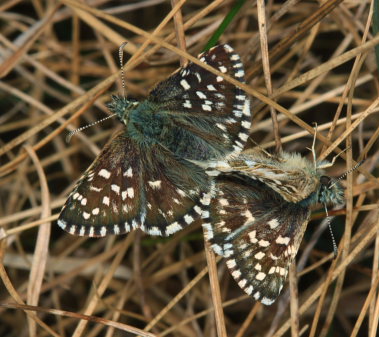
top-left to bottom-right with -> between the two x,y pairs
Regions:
58,45 -> 344,305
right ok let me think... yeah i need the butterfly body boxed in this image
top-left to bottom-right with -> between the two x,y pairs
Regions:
58,44 -> 251,237
203,150 -> 344,305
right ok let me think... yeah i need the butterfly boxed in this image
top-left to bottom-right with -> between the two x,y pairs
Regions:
202,149 -> 345,305
58,44 -> 251,237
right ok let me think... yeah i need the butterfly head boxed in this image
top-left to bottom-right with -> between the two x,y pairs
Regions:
317,174 -> 344,206
107,95 -> 139,124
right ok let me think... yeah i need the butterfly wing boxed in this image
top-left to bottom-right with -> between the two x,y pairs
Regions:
203,173 -> 310,305
58,131 -> 211,237
147,44 -> 251,160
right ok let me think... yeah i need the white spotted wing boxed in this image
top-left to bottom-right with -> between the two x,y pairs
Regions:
148,44 -> 251,160
203,150 -> 344,305
58,131 -> 211,237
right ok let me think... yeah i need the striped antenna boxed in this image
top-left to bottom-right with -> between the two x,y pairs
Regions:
66,114 -> 116,143
325,159 -> 364,258
324,204 -> 338,258
118,41 -> 128,97
66,42 -> 130,143
330,159 -> 365,188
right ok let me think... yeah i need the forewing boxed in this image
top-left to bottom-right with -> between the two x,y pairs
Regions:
148,44 -> 251,160
58,131 -> 142,236
58,131 -> 211,237
203,174 -> 310,305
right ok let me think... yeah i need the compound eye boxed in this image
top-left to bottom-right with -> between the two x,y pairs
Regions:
320,175 -> 331,187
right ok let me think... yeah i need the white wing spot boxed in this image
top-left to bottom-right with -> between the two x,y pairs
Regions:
226,259 -> 236,268
268,219 -> 279,229
98,169 -> 111,179
149,226 -> 162,236
83,212 -> 90,219
242,100 -> 250,116
196,91 -> 207,99
90,186 -> 102,192
218,198 -> 229,206
92,208 -> 100,215
184,214 -> 194,224
200,192 -> 211,206
242,120 -> 251,129
81,198 -> 87,206
111,184 -> 120,195
194,205 -> 202,214
256,272 -> 266,281
276,235 -> 290,245
238,279 -> 247,288
245,285 -> 253,295
123,167 -> 133,177
183,100 -> 192,108
258,239 -> 270,247
248,230 -> 258,243
219,65 -> 227,73
202,104 -> 212,111
122,191 -> 127,200
127,187 -> 134,198
100,226 -> 107,236
102,196 -> 110,206
207,84 -> 216,91
243,209 -> 255,223
176,188 -> 186,197
261,297 -> 275,305
148,180 -> 162,189
180,79 -> 191,90
232,269 -> 241,279
166,222 -> 182,235
235,70 -> 244,78
216,123 -> 227,131
238,132 -> 249,141
254,251 -> 265,260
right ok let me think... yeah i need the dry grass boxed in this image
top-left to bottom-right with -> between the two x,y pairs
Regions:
0,0 -> 378,336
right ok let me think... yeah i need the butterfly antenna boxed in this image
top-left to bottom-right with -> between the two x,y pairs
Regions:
329,159 -> 364,188
67,43 -> 130,143
306,123 -> 318,168
324,204 -> 338,258
118,41 -> 128,98
66,113 -> 117,143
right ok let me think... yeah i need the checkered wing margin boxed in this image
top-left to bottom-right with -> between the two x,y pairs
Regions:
58,131 -> 211,237
147,44 -> 251,160
203,174 -> 310,305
